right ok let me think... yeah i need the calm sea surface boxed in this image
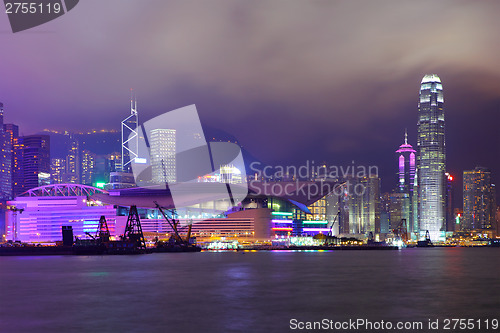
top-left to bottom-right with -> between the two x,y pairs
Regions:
1,248 -> 499,332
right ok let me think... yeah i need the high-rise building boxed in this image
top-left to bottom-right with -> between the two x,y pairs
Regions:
17,135 -> 51,193
121,97 -> 138,173
63,135 -> 80,183
11,129 -> 24,198
389,192 -> 410,232
107,152 -> 122,173
50,158 -> 65,184
444,172 -> 455,232
379,192 -> 391,234
417,74 -> 446,241
342,175 -> 380,235
3,123 -> 19,199
81,150 -> 96,185
396,130 -> 417,235
150,129 -> 176,184
462,167 -> 496,231
0,103 -> 12,201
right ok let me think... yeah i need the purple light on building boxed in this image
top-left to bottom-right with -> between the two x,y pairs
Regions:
395,129 -> 418,234
399,155 -> 405,190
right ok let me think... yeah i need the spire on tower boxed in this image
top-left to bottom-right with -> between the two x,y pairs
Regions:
404,128 -> 408,145
130,89 -> 137,116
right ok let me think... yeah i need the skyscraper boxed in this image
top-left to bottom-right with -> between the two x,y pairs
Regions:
417,74 -> 446,241
0,103 -> 12,201
50,158 -> 65,184
121,97 -> 138,173
344,175 -> 380,235
444,172 -> 455,233
3,123 -> 19,199
463,167 -> 496,231
396,130 -> 417,235
63,134 -> 80,183
150,129 -> 176,183
17,135 -> 51,193
81,149 -> 96,185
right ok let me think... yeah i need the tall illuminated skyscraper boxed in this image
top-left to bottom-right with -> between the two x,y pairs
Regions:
396,130 -> 417,236
64,134 -> 80,183
0,102 -> 12,201
417,74 -> 446,241
150,129 -> 176,183
121,96 -> 138,173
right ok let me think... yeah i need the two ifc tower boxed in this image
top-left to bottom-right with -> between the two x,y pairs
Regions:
396,74 -> 446,241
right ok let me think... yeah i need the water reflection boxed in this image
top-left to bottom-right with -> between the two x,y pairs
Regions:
0,249 -> 499,332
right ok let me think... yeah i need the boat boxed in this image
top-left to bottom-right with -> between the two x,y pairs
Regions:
416,230 -> 434,247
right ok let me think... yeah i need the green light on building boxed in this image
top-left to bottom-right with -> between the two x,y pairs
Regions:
94,182 -> 106,189
271,212 -> 292,216
303,221 -> 328,224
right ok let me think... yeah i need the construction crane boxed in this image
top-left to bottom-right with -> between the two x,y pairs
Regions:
154,201 -> 189,245
327,210 -> 341,236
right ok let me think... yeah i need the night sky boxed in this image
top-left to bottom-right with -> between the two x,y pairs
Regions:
1,0 -> 499,198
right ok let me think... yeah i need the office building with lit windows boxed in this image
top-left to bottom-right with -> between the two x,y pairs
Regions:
50,158 -> 65,184
81,150 -> 96,185
0,103 -> 12,201
463,167 -> 496,231
150,129 -> 176,183
417,74 -> 446,241
64,135 -> 80,183
18,135 -> 51,193
337,176 -> 380,236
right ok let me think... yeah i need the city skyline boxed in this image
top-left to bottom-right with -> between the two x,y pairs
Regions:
2,3 -> 500,331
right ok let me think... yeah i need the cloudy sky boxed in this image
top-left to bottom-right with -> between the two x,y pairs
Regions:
1,0 -> 499,194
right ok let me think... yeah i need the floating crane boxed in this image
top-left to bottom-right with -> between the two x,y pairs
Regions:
417,230 -> 434,247
154,201 -> 200,252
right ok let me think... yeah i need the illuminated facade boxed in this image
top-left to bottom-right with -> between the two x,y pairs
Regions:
64,135 -> 80,183
50,158 -> 65,184
462,167 -> 496,231
389,192 -> 409,231
395,130 -> 417,234
219,164 -> 242,184
339,176 -> 380,235
81,149 -> 96,185
417,74 -> 446,241
121,96 -> 138,173
150,129 -> 176,183
0,103 -> 12,201
17,135 -> 51,194
444,172 -> 455,232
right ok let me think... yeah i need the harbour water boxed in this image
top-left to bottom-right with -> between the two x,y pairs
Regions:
0,248 -> 499,332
